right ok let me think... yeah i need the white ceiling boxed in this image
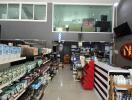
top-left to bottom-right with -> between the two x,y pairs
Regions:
0,0 -> 115,5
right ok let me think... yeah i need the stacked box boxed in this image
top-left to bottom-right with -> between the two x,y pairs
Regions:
21,45 -> 38,57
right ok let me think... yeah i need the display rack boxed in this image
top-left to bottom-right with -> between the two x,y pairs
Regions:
0,57 -> 26,90
110,76 -> 132,100
0,73 -> 25,90
7,59 -> 51,100
13,90 -> 26,100
94,61 -> 130,100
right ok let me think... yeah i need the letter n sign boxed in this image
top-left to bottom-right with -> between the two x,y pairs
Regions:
120,42 -> 132,60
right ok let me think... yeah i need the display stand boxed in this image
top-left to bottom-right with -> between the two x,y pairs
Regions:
94,61 -> 130,100
110,76 -> 132,100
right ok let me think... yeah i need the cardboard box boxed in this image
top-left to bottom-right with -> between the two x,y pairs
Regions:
21,45 -> 38,57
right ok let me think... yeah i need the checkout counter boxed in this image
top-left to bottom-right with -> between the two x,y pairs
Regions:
94,61 -> 130,100
75,56 -> 131,100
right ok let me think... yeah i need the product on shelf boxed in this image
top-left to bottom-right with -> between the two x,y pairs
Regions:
25,61 -> 37,73
113,75 -> 132,86
0,80 -> 26,100
0,64 -> 26,86
20,45 -> 38,57
0,44 -> 22,61
0,51 -> 51,100
0,60 -> 39,88
42,48 -> 52,55
37,60 -> 43,67
110,75 -> 132,100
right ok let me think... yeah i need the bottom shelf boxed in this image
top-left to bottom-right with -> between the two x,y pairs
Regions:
18,84 -> 47,100
8,89 -> 26,100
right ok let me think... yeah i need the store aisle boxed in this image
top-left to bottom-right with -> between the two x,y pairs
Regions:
42,65 -> 99,100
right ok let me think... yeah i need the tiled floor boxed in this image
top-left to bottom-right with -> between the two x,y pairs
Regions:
42,65 -> 99,100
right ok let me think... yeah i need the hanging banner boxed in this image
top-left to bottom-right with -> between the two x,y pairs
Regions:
120,42 -> 132,60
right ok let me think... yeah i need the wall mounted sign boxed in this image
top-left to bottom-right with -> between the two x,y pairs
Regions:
120,42 -> 132,60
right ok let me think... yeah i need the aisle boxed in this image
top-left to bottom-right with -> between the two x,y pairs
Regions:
42,65 -> 99,100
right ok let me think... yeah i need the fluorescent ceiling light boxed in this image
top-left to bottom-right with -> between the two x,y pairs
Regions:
114,0 -> 120,7
114,2 -> 119,7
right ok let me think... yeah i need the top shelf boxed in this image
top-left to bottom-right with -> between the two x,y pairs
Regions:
0,57 -> 26,65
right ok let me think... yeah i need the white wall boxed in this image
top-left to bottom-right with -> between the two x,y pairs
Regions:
0,0 -> 114,5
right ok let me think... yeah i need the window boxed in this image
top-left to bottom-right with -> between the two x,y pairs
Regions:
8,4 -> 19,19
0,4 -> 7,19
21,4 -> 33,20
0,2 -> 47,21
53,4 -> 113,32
34,5 -> 46,20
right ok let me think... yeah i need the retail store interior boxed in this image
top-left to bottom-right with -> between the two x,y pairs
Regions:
0,0 -> 132,100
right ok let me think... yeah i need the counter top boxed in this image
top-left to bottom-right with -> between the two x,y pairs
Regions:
95,61 -> 129,73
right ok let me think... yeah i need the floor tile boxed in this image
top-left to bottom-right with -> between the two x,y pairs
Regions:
42,65 -> 99,100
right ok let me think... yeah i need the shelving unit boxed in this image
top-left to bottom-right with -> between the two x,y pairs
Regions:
0,73 -> 25,90
6,59 -> 51,100
0,41 -> 53,100
13,90 -> 26,100
94,61 -> 130,100
110,76 -> 132,100
0,57 -> 26,65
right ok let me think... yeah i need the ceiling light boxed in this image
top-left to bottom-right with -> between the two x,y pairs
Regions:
113,0 -> 120,7
114,2 -> 119,7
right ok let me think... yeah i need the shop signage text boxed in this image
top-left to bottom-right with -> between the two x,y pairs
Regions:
120,42 -> 132,60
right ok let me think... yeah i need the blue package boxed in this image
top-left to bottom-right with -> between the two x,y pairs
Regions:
31,80 -> 42,90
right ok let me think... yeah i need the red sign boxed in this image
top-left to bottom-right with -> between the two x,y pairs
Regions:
120,42 -> 132,60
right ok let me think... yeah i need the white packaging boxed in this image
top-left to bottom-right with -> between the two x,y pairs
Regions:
17,47 -> 21,58
0,44 -> 4,61
6,46 -> 10,60
13,47 -> 17,58
3,45 -> 7,61
9,46 -> 13,59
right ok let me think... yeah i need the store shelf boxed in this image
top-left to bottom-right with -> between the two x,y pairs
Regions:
13,89 -> 26,100
0,73 -> 25,90
114,84 -> 132,89
0,57 -> 26,65
43,66 -> 50,73
35,89 -> 43,100
43,52 -> 51,55
10,77 -> 40,100
109,76 -> 132,100
43,59 -> 50,64
0,57 -> 51,100
9,60 -> 50,100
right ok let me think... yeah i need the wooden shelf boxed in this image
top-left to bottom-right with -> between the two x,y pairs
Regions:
0,57 -> 26,65
43,59 -> 50,64
13,89 -> 26,100
114,84 -> 132,89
